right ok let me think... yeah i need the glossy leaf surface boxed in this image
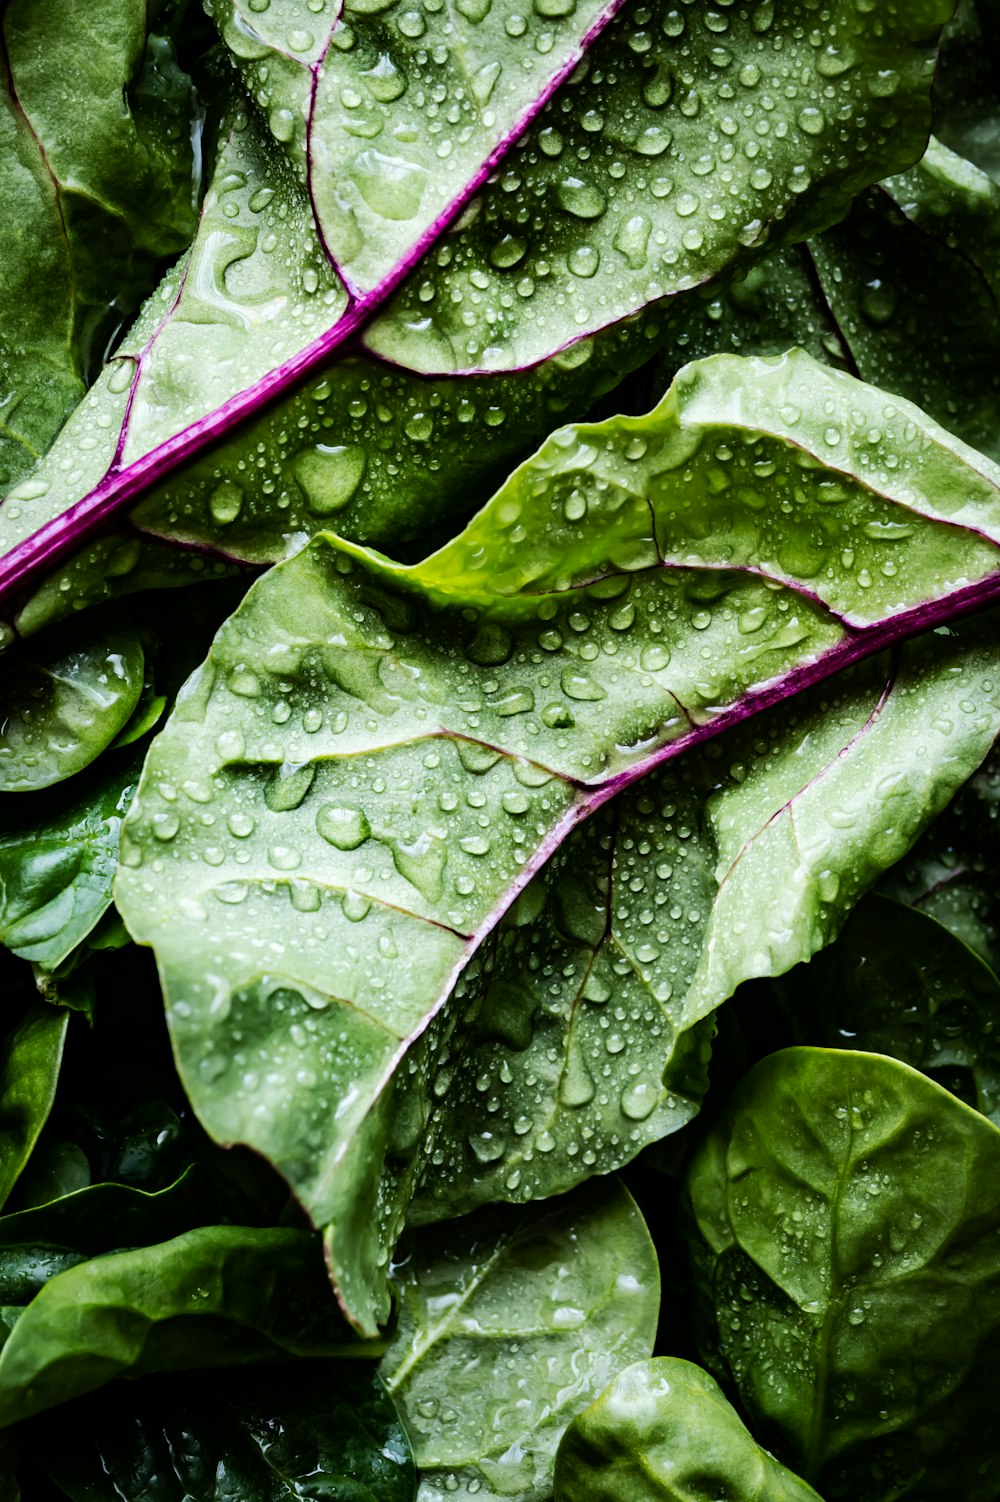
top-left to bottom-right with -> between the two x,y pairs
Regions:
116,351 -> 1000,1332
685,1047 -> 1000,1500
0,614 -> 143,792
809,140 -> 1000,462
25,1365 -> 414,1502
0,1008 -> 67,1212
782,894 -> 1000,1124
0,749 -> 141,968
411,629 -> 1000,1222
380,1178 -> 658,1502
0,0 -> 197,494
554,1358 -> 822,1502
0,0 -> 951,608
0,1224 -> 361,1427
881,748 -> 1000,968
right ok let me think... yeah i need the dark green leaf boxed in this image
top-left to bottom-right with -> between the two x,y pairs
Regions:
0,1007 -> 67,1212
808,141 -> 1000,462
0,0 -> 198,494
23,1365 -> 415,1502
0,1225 -> 365,1427
0,748 -> 142,967
781,894 -> 1000,1123
879,746 -> 1000,967
554,1358 -> 823,1502
0,614 -> 143,792
685,1047 -> 1000,1500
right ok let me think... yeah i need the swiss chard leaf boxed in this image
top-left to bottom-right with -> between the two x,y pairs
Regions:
553,1357 -> 823,1502
0,0 -> 198,495
379,1177 -> 658,1502
684,1047 -> 1000,1501
0,1008 -> 67,1213
410,629 -> 1000,1223
116,349 -> 1000,1333
21,1365 -> 415,1502
0,0 -> 951,611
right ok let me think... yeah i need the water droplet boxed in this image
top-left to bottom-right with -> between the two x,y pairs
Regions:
613,214 -> 651,269
293,445 -> 366,515
557,176 -> 607,219
362,53 -> 407,102
352,150 -> 428,220
317,805 -> 371,849
209,480 -> 244,525
621,1081 -> 657,1121
561,671 -> 606,701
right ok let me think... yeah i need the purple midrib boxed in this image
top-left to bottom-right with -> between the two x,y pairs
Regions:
370,566 -> 1000,1113
0,0 -> 630,613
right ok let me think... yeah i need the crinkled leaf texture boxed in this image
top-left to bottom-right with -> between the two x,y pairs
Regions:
0,0 -> 198,494
554,1357 -> 822,1502
685,1047 -> 1000,1502
116,350 -> 1000,1334
379,1177 -> 658,1502
0,0 -> 951,619
23,1365 -> 415,1502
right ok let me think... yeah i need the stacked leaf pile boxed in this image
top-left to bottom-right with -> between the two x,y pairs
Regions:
2,0 -> 1000,1496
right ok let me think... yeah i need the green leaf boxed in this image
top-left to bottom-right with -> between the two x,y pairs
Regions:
0,1007 -> 68,1212
0,0 -> 197,494
807,140 -> 1000,462
0,1224 -> 365,1427
116,349 -> 1000,1332
0,748 -> 142,967
684,1047 -> 1000,1501
411,630 -> 1000,1224
380,1178 -> 658,1502
879,747 -> 1000,967
781,894 -> 1000,1124
0,0 -> 953,613
554,1358 -> 823,1502
0,613 -> 143,792
23,1365 -> 416,1502
933,0 -> 1000,182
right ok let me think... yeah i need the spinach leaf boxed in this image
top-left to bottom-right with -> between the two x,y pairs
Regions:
0,750 -> 142,969
0,613 -> 143,792
781,894 -> 1000,1123
380,1177 -> 658,1502
554,1358 -> 822,1501
0,1224 -> 365,1427
116,349 -> 1000,1333
21,1365 -> 415,1502
685,1047 -> 1000,1501
879,747 -> 1000,970
0,1008 -> 67,1212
